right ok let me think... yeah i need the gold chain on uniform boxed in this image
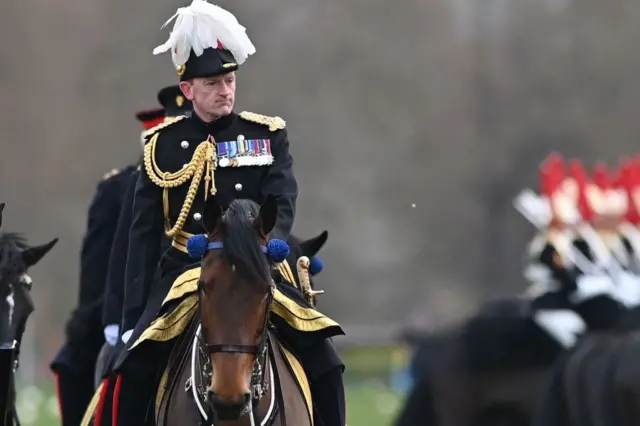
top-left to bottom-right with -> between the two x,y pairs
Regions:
143,133 -> 217,237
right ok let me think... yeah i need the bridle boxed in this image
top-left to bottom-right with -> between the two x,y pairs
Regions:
194,240 -> 277,420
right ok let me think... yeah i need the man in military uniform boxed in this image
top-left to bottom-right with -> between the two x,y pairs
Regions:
112,2 -> 346,425
568,161 -> 628,330
50,164 -> 137,425
516,153 -> 589,350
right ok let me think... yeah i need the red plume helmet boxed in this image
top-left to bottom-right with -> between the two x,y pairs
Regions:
539,152 -> 564,198
619,157 -> 639,224
569,159 -> 591,222
540,153 -> 579,227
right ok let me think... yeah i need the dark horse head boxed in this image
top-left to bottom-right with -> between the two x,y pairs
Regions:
0,203 -> 57,425
196,195 -> 279,420
0,204 -> 58,346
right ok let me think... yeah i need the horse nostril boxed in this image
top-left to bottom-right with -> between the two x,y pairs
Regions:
243,392 -> 250,405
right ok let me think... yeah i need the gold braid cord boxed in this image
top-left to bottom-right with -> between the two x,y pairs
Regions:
143,133 -> 217,237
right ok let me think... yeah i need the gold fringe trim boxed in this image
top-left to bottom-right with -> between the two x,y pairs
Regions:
272,289 -> 341,332
79,381 -> 104,426
135,290 -> 340,348
161,261 -> 299,308
279,343 -> 313,425
133,262 -> 341,347
130,296 -> 199,349
162,267 -> 201,306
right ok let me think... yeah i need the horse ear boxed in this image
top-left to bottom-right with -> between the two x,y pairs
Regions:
203,196 -> 224,233
22,238 -> 58,268
0,203 -> 5,230
258,195 -> 278,235
300,230 -> 328,257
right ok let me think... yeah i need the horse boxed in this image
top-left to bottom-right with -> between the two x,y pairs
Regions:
90,228 -> 330,424
393,295 -> 565,426
155,196 -> 328,425
532,308 -> 640,426
0,203 -> 58,425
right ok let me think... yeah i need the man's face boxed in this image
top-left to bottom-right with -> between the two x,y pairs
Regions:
180,72 -> 236,120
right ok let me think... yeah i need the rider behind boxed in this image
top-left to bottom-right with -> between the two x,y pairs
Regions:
50,156 -> 137,425
569,161 -> 627,330
616,157 -> 640,327
112,1 -> 346,425
519,153 -> 587,349
102,87 -> 192,354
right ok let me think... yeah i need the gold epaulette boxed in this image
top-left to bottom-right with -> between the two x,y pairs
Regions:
142,115 -> 188,140
239,111 -> 286,131
102,168 -> 120,180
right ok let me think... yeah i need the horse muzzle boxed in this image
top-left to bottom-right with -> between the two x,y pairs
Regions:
207,390 -> 251,420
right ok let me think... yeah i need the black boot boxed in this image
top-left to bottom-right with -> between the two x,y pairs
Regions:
310,367 -> 346,426
0,347 -> 15,426
54,368 -> 95,426
112,369 -> 157,426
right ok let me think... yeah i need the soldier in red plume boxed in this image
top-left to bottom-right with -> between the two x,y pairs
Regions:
608,158 -> 640,308
565,161 -> 625,330
519,153 -> 588,349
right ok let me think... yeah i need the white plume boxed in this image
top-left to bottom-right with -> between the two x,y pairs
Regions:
153,0 -> 256,70
513,189 -> 551,229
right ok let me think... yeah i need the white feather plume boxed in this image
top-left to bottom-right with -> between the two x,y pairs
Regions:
153,0 -> 256,70
513,189 -> 551,229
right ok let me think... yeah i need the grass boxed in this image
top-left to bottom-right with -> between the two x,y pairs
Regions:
16,345 -> 410,426
16,383 -> 406,426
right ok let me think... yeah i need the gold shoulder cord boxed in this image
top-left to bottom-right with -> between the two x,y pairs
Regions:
143,133 -> 217,237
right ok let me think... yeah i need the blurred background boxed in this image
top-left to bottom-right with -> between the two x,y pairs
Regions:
3,0 -> 640,424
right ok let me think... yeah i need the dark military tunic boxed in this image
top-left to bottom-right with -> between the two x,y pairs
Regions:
121,111 -> 298,333
102,169 -> 139,330
52,165 -> 136,372
50,165 -> 135,426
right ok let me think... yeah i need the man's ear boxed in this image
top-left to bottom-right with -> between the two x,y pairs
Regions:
179,81 -> 195,101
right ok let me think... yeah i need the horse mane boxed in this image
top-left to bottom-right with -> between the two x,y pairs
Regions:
220,199 -> 271,288
0,232 -> 28,272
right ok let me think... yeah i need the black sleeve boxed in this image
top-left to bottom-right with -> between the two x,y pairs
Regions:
261,129 -> 298,240
66,177 -> 121,340
102,172 -> 137,327
122,168 -> 164,331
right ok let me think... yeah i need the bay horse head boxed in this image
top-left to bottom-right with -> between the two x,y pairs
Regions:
189,195 -> 285,420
